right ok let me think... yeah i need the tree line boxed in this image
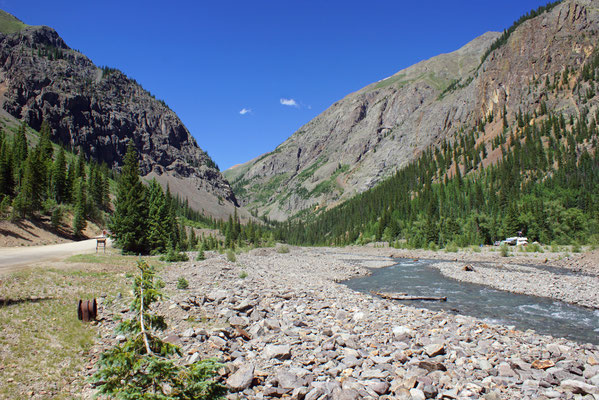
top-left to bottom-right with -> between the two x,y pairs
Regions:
0,121 -> 110,236
110,141 -> 273,256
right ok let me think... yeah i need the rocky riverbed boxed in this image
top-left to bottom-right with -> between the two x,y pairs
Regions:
90,247 -> 599,399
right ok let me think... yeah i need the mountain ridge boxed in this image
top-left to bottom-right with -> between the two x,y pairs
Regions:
0,14 -> 245,220
226,0 -> 598,222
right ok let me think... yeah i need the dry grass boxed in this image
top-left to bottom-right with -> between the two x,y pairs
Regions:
0,250 -> 150,399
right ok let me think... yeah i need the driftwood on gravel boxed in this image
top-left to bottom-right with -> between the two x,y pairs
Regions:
371,290 -> 447,302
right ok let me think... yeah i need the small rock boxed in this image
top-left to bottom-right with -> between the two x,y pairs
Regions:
498,362 -> 517,377
353,312 -> 365,321
229,316 -> 248,327
208,336 -> 227,349
163,334 -> 181,345
560,379 -> 598,395
392,326 -> 413,337
336,389 -> 359,400
265,344 -> 291,360
227,363 -> 255,391
424,343 -> 445,357
365,380 -> 389,395
276,370 -> 302,390
409,388 -> 426,400
181,328 -> 195,338
188,352 -> 200,364
532,359 -> 555,370
478,359 -> 492,371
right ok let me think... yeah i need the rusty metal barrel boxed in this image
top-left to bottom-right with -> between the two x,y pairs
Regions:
77,299 -> 97,322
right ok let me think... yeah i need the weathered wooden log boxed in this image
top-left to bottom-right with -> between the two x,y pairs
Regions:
371,290 -> 447,302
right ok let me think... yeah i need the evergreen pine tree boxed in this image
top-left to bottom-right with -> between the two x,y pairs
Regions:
38,121 -> 54,159
109,141 -> 148,254
146,179 -> 169,254
51,147 -> 68,203
0,134 -> 14,196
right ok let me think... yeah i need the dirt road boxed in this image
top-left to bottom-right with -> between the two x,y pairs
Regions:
0,238 -> 112,274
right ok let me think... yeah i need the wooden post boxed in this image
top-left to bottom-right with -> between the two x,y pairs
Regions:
96,237 -> 106,253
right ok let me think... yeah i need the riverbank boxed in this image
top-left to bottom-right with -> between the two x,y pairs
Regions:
88,246 -> 598,399
432,261 -> 599,309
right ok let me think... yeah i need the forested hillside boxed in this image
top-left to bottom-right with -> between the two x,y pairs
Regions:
276,59 -> 599,247
0,120 -> 110,236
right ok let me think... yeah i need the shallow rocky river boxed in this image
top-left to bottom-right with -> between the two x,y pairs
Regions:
345,258 -> 599,345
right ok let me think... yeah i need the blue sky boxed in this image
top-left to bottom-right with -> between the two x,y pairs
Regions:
3,0 -> 550,170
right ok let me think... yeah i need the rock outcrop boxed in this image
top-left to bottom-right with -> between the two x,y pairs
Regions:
226,0 -> 599,221
0,15 -> 241,218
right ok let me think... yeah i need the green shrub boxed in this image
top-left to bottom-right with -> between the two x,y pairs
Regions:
525,243 -> 544,253
276,245 -> 290,254
196,248 -> 206,261
428,242 -> 439,251
239,271 -> 248,279
51,206 -> 63,229
500,244 -> 510,257
226,250 -> 236,262
444,242 -> 459,253
177,277 -> 189,289
160,248 -> 189,262
572,242 -> 582,253
550,242 -> 560,253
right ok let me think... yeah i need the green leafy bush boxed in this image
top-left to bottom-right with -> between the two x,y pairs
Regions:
500,244 -> 511,257
93,260 -> 226,399
161,248 -> 189,262
177,277 -> 189,289
276,245 -> 290,254
226,250 -> 236,262
444,242 -> 459,253
239,271 -> 248,279
525,243 -> 544,253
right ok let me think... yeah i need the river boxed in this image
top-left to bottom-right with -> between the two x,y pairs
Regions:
344,258 -> 599,345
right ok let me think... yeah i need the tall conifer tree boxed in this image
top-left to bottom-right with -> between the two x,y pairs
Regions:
109,141 -> 148,254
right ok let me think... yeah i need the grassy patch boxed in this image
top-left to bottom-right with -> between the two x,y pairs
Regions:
0,255 -> 138,399
65,252 -> 163,269
252,173 -> 289,203
372,74 -> 408,90
0,10 -> 27,34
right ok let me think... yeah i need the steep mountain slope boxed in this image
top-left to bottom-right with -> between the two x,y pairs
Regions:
0,11 -> 242,219
227,0 -> 596,221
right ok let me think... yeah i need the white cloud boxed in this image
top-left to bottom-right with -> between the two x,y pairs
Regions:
280,98 -> 299,107
239,108 -> 251,115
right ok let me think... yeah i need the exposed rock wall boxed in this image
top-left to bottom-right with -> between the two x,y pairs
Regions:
0,23 -> 239,214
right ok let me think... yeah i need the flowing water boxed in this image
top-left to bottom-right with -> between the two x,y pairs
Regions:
344,259 -> 599,345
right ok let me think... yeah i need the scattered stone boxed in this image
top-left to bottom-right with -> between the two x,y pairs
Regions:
560,379 -> 598,395
227,363 -> 255,391
424,343 -> 445,357
532,359 -> 555,370
264,344 -> 291,360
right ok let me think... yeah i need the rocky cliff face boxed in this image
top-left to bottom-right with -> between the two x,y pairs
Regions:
0,17 -> 241,218
226,0 -> 599,221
